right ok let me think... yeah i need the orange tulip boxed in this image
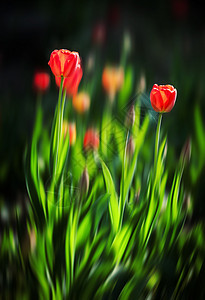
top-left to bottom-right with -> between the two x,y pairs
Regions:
55,64 -> 83,96
150,84 -> 177,113
48,49 -> 80,78
102,66 -> 124,101
83,129 -> 99,151
72,92 -> 90,114
33,71 -> 50,92
62,121 -> 76,145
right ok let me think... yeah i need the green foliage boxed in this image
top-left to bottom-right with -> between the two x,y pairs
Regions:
3,45 -> 204,299
22,91 -> 205,299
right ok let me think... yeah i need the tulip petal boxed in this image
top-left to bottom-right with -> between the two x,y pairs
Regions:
151,89 -> 163,112
58,50 -> 71,76
63,52 -> 79,78
49,50 -> 61,77
164,89 -> 177,112
66,65 -> 83,96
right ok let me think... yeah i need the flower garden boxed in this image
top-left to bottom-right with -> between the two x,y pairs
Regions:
1,2 -> 205,298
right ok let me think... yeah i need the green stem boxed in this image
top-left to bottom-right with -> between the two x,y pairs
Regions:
55,76 -> 64,175
154,113 -> 162,175
59,88 -> 67,143
119,129 -> 129,229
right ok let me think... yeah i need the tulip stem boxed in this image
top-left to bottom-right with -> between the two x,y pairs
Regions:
154,113 -> 162,174
55,76 -> 64,174
60,89 -> 67,136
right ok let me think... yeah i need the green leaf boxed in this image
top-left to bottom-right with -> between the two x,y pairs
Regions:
49,106 -> 58,176
118,66 -> 134,108
122,114 -> 149,214
101,160 -> 120,233
76,212 -> 92,248
194,105 -> 205,153
24,145 -> 45,229
111,224 -> 132,263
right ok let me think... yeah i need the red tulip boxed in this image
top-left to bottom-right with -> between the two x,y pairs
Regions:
83,129 -> 99,151
48,49 -> 80,78
150,84 -> 177,113
33,71 -> 50,92
55,64 -> 83,96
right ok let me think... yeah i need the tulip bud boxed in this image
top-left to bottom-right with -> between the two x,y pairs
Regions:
162,141 -> 168,162
29,228 -> 37,253
125,105 -> 135,128
79,167 -> 89,196
86,53 -> 95,73
126,136 -> 135,160
21,228 -> 36,258
134,189 -> 140,205
137,72 -> 146,94
123,30 -> 131,54
182,193 -> 191,211
180,137 -> 191,166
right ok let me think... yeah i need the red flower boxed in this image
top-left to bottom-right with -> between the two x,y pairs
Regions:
33,72 -> 50,92
150,84 -> 177,113
83,129 -> 99,151
55,64 -> 83,96
48,49 -> 80,78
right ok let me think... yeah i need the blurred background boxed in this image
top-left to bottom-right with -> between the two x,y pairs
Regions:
1,0 -> 205,281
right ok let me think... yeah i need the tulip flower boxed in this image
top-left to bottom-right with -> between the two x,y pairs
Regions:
126,136 -> 135,160
102,66 -> 124,101
150,84 -> 177,179
72,92 -> 90,114
62,121 -> 76,145
83,129 -> 99,151
79,167 -> 89,195
137,72 -> 146,94
48,49 -> 80,78
55,64 -> 83,96
33,71 -> 50,93
150,84 -> 177,113
125,105 -> 135,128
